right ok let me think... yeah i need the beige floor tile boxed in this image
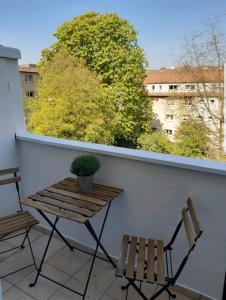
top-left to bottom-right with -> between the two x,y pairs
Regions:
26,234 -> 64,260
0,248 -> 36,284
3,286 -> 34,300
17,263 -> 70,300
1,279 -> 12,294
49,276 -> 104,300
47,246 -> 90,275
106,278 -> 192,300
73,258 -> 115,293
0,241 -> 18,263
7,229 -> 43,247
101,295 -> 115,300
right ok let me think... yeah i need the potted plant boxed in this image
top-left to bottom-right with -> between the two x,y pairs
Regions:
70,154 -> 101,193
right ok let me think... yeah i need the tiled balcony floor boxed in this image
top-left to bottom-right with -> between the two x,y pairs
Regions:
0,229 -> 192,300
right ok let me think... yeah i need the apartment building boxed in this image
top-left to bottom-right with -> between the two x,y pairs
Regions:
144,67 -> 224,142
19,64 -> 39,99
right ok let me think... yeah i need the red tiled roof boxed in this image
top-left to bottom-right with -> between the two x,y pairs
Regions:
144,67 -> 223,84
19,66 -> 39,74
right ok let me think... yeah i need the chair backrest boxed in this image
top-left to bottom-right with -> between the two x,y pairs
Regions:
169,198 -> 202,284
0,167 -> 22,211
182,198 -> 202,249
0,167 -> 21,186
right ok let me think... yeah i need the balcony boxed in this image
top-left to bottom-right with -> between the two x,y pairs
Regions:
0,46 -> 225,299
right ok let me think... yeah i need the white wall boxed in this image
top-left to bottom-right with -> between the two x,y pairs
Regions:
0,47 -> 23,216
17,138 -> 226,299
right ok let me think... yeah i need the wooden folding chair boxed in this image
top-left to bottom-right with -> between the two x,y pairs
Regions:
0,167 -> 38,279
115,198 -> 203,299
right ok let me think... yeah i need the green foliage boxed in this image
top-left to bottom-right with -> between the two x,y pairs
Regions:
70,155 -> 101,176
26,50 -> 114,144
174,119 -> 210,158
137,132 -> 174,154
40,12 -> 153,147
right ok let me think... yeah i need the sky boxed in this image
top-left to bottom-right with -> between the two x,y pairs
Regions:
1,0 -> 226,68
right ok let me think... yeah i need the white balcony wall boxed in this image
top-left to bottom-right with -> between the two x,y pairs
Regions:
0,47 -> 23,216
17,136 -> 226,299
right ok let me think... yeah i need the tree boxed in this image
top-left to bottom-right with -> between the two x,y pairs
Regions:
137,132 -> 174,154
26,50 -> 114,145
177,20 -> 225,157
174,119 -> 210,158
41,12 -> 153,147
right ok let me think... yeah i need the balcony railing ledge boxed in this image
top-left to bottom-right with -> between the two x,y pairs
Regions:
16,131 -> 226,176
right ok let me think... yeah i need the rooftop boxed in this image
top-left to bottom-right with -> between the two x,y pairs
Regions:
19,65 -> 38,74
144,66 -> 224,84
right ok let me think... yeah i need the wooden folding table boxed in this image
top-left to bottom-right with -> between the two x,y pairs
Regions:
22,177 -> 122,299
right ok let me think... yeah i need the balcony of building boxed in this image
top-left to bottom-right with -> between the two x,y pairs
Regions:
0,46 -> 226,300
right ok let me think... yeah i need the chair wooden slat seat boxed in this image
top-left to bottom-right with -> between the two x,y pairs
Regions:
0,211 -> 38,236
116,235 -> 166,284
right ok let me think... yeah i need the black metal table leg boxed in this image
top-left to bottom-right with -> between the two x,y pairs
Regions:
29,216 -> 59,287
29,202 -> 115,299
82,202 -> 113,299
37,209 -> 74,251
85,221 -> 116,268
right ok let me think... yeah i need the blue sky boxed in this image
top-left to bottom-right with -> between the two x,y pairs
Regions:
1,0 -> 226,68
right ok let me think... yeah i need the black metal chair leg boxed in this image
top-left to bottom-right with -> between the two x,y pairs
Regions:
126,286 -> 129,300
165,287 -> 176,299
20,228 -> 31,249
130,280 -> 148,300
121,280 -> 134,290
29,217 -> 59,287
25,227 -> 38,270
149,283 -> 175,300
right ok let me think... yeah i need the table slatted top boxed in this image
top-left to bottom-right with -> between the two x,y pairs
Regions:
22,177 -> 123,224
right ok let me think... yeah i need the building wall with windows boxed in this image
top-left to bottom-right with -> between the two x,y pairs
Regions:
144,67 -> 223,142
19,64 -> 39,99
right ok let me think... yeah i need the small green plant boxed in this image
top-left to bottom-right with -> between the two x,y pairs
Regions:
70,155 -> 101,176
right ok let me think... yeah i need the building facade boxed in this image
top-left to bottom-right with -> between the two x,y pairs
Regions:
19,64 -> 39,99
144,67 -> 224,145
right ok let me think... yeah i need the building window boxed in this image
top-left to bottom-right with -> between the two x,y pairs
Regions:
165,129 -> 173,135
166,114 -> 173,121
152,85 -> 155,91
184,97 -> 192,105
26,91 -> 34,98
210,99 -> 215,104
185,84 -> 195,90
169,85 -> 178,90
25,74 -> 33,82
182,115 -> 190,121
159,85 -> 162,90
